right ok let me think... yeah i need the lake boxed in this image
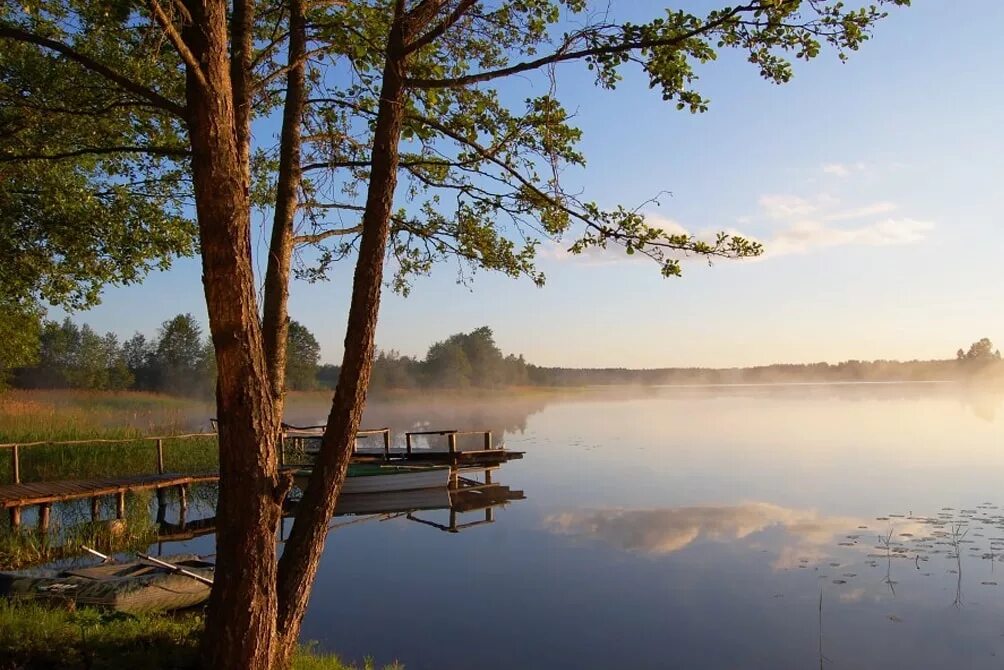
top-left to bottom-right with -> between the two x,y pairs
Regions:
170,383 -> 1004,668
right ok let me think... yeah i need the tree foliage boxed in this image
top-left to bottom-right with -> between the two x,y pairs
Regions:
957,337 -> 1001,368
285,320 -> 321,390
0,1 -> 911,666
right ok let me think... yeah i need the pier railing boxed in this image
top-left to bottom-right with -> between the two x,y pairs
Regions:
0,433 -> 218,486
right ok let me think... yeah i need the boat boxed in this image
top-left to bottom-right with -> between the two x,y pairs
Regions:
294,463 -> 451,495
0,554 -> 213,613
335,486 -> 453,515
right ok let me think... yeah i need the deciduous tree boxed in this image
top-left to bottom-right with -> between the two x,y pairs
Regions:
0,1 -> 910,667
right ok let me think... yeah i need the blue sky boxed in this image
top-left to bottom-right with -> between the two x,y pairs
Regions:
58,1 -> 1004,368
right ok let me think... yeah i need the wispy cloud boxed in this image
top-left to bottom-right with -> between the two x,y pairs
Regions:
536,191 -> 930,268
822,161 -> 868,177
769,218 -> 934,256
753,193 -> 932,257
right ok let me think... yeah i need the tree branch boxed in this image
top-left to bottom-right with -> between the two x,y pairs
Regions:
404,4 -> 753,89
148,0 -> 207,89
404,0 -> 477,54
0,145 -> 190,162
0,26 -> 186,117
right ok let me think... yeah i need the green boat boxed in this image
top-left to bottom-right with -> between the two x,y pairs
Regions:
0,554 -> 213,613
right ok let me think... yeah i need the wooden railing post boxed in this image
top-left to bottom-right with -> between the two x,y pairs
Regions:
179,485 -> 188,528
406,433 -> 412,456
383,429 -> 390,460
279,434 -> 285,467
11,444 -> 19,484
156,439 -> 164,475
116,492 -> 126,519
38,503 -> 51,533
483,431 -> 492,450
447,433 -> 457,454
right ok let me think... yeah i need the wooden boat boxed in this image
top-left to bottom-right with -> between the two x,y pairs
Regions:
335,486 -> 453,515
0,554 -> 213,613
294,463 -> 451,495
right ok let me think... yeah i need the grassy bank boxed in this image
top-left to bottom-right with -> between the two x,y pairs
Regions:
0,600 -> 402,670
0,390 -> 217,484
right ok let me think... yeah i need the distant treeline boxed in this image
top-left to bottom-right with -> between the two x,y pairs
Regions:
7,316 -> 1002,396
11,315 -> 320,396
318,326 -> 529,392
526,337 -> 1003,387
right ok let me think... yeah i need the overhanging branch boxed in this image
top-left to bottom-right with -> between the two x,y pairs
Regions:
0,26 -> 186,117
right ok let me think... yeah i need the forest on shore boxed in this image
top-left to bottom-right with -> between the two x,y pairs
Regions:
7,316 -> 1001,395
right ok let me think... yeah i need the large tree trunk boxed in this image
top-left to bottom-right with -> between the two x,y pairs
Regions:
272,10 -> 411,667
183,2 -> 283,669
261,0 -> 307,413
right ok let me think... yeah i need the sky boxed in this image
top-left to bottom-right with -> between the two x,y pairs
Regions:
55,1 -> 1004,369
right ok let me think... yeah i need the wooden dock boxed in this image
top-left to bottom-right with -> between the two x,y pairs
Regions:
0,425 -> 522,531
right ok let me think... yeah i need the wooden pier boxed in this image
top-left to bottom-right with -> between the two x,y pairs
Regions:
0,425 -> 522,531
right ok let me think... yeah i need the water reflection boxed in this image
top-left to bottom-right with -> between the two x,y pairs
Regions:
546,503 -> 865,559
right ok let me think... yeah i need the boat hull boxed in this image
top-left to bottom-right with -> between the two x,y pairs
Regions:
0,555 -> 213,613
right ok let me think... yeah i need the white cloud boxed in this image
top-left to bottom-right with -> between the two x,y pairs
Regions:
822,161 -> 868,177
536,195 -> 930,268
759,194 -> 819,220
769,218 -> 934,256
823,201 -> 898,221
750,193 -> 931,257
822,163 -> 850,177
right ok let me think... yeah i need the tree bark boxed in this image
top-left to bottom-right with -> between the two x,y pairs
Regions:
272,7 -> 411,666
183,2 -> 283,669
262,0 -> 307,414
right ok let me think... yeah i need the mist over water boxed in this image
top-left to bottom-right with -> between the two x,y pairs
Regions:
160,383 -> 1004,669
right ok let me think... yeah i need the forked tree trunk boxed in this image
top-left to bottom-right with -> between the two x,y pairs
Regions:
272,12 -> 411,667
183,2 -> 284,669
261,0 -> 307,414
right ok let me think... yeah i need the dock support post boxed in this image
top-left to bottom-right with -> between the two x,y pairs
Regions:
179,485 -> 188,527
11,444 -> 19,484
9,507 -> 20,529
406,433 -> 412,456
484,432 -> 492,451
448,433 -> 457,454
156,439 -> 164,475
115,492 -> 126,520
485,468 -> 493,485
91,497 -> 100,522
38,504 -> 50,534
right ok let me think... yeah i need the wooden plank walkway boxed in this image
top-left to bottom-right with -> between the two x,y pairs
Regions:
0,472 -> 220,508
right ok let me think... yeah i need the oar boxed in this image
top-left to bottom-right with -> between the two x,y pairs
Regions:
82,545 -> 214,587
81,545 -> 115,564
137,552 -> 214,586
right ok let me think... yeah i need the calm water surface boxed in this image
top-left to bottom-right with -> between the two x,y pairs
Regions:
175,384 -> 1004,669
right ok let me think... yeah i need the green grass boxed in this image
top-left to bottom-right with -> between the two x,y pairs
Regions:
0,600 -> 404,670
0,390 -> 217,484
0,492 -> 160,570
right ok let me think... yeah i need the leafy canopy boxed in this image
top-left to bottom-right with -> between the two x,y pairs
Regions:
1,0 -> 910,302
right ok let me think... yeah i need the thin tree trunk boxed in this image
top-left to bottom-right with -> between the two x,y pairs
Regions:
183,2 -> 283,669
262,0 -> 307,414
272,9 -> 411,666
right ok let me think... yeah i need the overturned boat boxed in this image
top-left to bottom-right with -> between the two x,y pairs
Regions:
0,554 -> 213,613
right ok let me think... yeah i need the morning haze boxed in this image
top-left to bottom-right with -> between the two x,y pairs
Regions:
2,1 -> 1003,669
